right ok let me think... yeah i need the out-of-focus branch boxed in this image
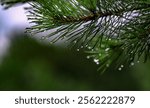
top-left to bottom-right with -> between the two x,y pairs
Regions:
0,0 -> 35,9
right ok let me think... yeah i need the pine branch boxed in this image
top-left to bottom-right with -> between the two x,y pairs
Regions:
1,0 -> 150,72
26,0 -> 149,44
24,0 -> 150,72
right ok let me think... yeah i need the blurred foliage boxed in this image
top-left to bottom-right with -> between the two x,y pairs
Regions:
0,34 -> 150,91
0,0 -> 34,9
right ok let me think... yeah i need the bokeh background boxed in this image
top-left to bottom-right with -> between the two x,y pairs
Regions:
0,4 -> 150,91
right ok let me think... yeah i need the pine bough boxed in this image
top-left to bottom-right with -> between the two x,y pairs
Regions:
1,0 -> 150,72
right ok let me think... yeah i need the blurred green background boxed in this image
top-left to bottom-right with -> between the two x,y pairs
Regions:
0,33 -> 150,91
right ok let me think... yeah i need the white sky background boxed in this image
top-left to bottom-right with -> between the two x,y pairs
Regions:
0,4 -> 29,59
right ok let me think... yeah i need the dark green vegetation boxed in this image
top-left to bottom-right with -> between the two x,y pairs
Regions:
0,34 -> 150,90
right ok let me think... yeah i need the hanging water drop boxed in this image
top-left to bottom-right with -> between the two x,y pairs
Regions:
131,62 -> 134,66
105,48 -> 110,52
88,46 -> 91,49
86,56 -> 90,59
74,41 -> 77,44
106,64 -> 109,67
94,59 -> 99,62
121,65 -> 124,68
85,45 -> 88,47
96,62 -> 99,65
109,38 -> 111,41
94,59 -> 99,65
118,67 -> 122,71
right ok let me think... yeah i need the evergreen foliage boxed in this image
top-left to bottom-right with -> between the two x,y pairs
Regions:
1,0 -> 150,72
0,0 -> 34,9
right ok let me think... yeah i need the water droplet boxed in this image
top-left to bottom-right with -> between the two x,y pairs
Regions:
77,49 -> 80,51
85,45 -> 88,47
81,46 -> 84,48
88,46 -> 92,49
121,65 -> 124,68
86,56 -> 90,59
131,62 -> 134,66
94,59 -> 99,63
96,62 -> 99,65
94,59 -> 99,65
74,41 -> 77,44
105,48 -> 110,52
118,68 -> 122,71
130,51 -> 133,54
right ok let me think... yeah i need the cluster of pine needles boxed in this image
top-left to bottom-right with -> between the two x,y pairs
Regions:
1,0 -> 150,72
